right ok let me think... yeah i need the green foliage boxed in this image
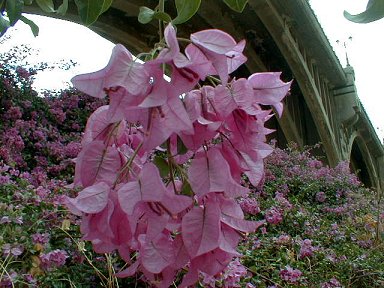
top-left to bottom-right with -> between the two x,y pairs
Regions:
138,0 -> 248,26
0,0 -> 39,36
0,15 -> 10,35
74,0 -> 113,26
222,0 -> 249,13
0,0 -> 250,39
56,0 -> 68,16
138,6 -> 173,24
20,15 -> 39,36
138,6 -> 155,24
0,0 -> 112,37
153,155 -> 170,178
344,0 -> 384,23
173,0 -> 201,24
5,0 -> 23,25
237,145 -> 384,287
35,0 -> 55,13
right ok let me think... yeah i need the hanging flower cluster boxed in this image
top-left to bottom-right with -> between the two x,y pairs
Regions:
66,24 -> 291,287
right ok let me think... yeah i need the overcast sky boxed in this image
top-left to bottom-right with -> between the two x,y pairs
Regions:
310,0 -> 384,142
0,1 -> 382,142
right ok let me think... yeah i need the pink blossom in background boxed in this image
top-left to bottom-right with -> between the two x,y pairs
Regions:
279,266 -> 302,284
221,258 -> 248,288
274,234 -> 292,246
2,243 -> 24,257
239,197 -> 261,215
5,106 -> 23,120
321,278 -> 342,288
32,232 -> 50,245
265,207 -> 283,225
0,216 -> 11,224
40,249 -> 68,270
315,191 -> 326,203
299,239 -> 316,259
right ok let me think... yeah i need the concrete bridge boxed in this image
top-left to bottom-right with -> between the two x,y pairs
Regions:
25,0 -> 384,192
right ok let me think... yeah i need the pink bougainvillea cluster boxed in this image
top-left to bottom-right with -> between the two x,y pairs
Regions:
66,23 -> 291,287
0,83 -> 106,186
0,45 -> 106,185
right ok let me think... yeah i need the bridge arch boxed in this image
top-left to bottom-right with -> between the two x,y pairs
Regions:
349,135 -> 377,188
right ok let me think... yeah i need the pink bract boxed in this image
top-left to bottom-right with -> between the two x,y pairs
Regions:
190,29 -> 247,84
248,72 -> 292,117
72,44 -> 149,98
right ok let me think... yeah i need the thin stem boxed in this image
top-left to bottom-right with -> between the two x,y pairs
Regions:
167,138 -> 178,194
375,181 -> 382,242
105,121 -> 123,146
245,265 -> 282,288
105,253 -> 119,288
207,75 -> 221,86
58,227 -> 109,285
113,142 -> 143,187
177,37 -> 192,44
27,209 -> 68,232
0,254 -> 15,288
134,52 -> 151,61
158,0 -> 165,41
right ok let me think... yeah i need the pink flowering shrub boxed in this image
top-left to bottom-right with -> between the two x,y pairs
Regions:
238,145 -> 384,287
0,47 -> 106,185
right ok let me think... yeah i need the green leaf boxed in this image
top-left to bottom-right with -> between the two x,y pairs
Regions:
23,0 -> 34,5
177,136 -> 188,155
0,15 -> 10,37
138,6 -> 155,24
222,0 -> 248,13
173,0 -> 201,24
36,0 -> 55,13
74,0 -> 113,26
100,0 -> 112,13
153,156 -> 170,178
138,7 -> 172,24
57,0 -> 69,16
181,181 -> 193,196
20,15 -> 39,36
153,11 -> 172,23
6,0 -> 24,25
344,0 -> 384,23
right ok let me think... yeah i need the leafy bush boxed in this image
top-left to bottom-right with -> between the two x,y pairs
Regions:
234,145 -> 384,288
